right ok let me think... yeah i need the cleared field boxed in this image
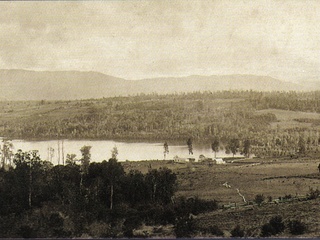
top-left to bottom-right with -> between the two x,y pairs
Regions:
122,157 -> 320,237
123,158 -> 320,204
257,109 -> 320,121
256,109 -> 320,129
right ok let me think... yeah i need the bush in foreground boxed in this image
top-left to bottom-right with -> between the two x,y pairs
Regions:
260,216 -> 285,237
231,225 -> 245,237
288,220 -> 307,235
174,216 -> 195,238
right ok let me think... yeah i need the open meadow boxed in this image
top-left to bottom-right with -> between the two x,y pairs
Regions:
123,157 -> 320,203
256,109 -> 320,130
122,157 -> 320,237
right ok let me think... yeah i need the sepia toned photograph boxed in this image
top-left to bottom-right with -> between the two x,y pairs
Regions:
0,0 -> 320,238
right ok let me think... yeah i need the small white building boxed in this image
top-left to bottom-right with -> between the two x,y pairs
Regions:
214,158 -> 226,164
173,155 -> 187,163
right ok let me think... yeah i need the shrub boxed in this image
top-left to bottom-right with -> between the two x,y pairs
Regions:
191,197 -> 218,215
288,220 -> 307,235
47,213 -> 66,237
160,206 -> 176,225
208,225 -> 224,237
197,225 -> 224,237
174,196 -> 218,218
141,204 -> 164,225
283,194 -> 292,200
260,216 -> 285,237
254,194 -> 265,205
230,225 -> 245,237
260,223 -> 274,237
88,222 -> 112,238
19,225 -> 35,238
174,216 -> 195,238
269,216 -> 285,234
307,188 -> 320,200
48,213 -> 64,229
123,209 -> 143,238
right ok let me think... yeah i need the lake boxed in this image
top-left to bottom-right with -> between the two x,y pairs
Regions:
1,138 -> 241,164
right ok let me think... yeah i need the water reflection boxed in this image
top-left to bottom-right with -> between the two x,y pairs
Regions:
2,138 -> 242,164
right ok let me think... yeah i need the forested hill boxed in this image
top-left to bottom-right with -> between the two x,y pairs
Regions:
1,91 -> 320,158
0,69 -> 305,101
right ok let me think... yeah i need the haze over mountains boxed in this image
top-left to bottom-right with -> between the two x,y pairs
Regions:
0,69 -> 317,101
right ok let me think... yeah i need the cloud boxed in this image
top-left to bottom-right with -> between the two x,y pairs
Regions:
0,0 -> 319,82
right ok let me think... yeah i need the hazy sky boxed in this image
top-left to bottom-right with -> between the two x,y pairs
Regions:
0,0 -> 319,82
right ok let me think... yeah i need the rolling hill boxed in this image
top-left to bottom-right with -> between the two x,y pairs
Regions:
0,69 -> 308,101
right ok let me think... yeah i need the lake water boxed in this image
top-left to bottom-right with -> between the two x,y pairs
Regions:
1,138 -> 241,164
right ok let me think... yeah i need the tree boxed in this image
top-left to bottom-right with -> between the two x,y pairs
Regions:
1,139 -> 14,169
211,138 -> 219,158
227,138 -> 240,157
13,150 -> 48,208
80,146 -> 91,175
102,159 -> 125,210
124,170 -> 148,206
163,142 -> 169,160
79,146 -> 91,196
187,138 -> 193,155
243,139 -> 251,158
111,146 -> 118,160
66,153 -> 78,165
49,163 -> 81,206
145,167 -> 177,204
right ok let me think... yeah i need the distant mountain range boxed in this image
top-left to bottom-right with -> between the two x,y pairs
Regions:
0,69 -> 317,101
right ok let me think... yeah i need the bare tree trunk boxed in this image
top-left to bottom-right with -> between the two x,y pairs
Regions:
110,184 -> 114,210
80,173 -> 83,195
62,140 -> 65,165
29,166 -> 32,208
152,183 -> 157,202
1,144 -> 4,169
57,140 -> 60,165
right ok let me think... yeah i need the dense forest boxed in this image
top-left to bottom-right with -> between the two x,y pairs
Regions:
0,90 -> 320,158
0,148 -> 218,238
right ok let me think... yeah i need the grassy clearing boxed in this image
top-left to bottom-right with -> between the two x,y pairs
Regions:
256,109 -> 320,129
123,158 -> 320,203
122,157 -> 320,237
256,109 -> 320,121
